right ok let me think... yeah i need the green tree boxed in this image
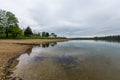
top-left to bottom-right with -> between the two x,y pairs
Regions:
46,32 -> 49,37
0,9 -> 19,38
42,32 -> 46,37
50,33 -> 57,38
42,32 -> 49,37
8,24 -> 23,38
24,26 -> 33,36
0,25 -> 4,33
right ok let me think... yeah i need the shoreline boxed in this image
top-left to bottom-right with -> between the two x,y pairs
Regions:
0,39 -> 69,80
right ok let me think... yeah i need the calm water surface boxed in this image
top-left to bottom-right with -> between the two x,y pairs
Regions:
11,40 -> 120,80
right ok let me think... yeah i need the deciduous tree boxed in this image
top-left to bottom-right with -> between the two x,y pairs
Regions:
0,9 -> 19,38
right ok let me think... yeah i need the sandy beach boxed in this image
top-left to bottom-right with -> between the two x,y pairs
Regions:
0,39 -> 68,79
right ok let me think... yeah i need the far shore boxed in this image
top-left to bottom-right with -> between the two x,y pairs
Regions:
0,39 -> 68,79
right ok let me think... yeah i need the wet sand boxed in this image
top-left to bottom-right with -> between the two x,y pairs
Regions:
0,39 -> 68,79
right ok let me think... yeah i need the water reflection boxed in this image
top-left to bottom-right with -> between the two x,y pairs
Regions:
2,42 -> 57,80
4,40 -> 120,80
40,42 -> 57,48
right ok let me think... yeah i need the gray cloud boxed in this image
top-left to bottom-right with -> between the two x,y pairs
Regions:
0,0 -> 120,37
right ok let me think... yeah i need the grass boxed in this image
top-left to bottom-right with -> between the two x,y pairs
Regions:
0,34 -> 66,39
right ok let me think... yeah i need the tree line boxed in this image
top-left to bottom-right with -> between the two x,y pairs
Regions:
0,9 -> 58,39
70,35 -> 120,42
93,35 -> 120,42
24,26 -> 57,38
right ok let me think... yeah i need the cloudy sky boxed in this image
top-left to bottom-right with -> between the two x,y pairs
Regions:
0,0 -> 120,37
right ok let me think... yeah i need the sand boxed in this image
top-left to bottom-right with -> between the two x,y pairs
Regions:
0,39 -> 68,79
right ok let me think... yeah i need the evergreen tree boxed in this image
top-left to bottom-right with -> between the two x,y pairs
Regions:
45,32 -> 49,37
24,26 -> 33,36
42,32 -> 46,37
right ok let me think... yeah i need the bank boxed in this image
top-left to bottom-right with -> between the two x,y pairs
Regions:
0,39 -> 68,80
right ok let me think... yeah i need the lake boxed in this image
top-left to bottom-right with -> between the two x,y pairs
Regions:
9,40 -> 120,80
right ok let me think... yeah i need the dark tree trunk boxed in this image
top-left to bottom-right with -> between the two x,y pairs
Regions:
16,34 -> 17,37
5,28 -> 8,38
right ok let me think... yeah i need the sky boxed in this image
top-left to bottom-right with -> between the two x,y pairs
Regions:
0,0 -> 120,37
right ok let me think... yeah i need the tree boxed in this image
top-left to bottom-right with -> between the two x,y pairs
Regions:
46,32 -> 49,37
50,33 -> 57,38
24,26 -> 33,36
42,32 -> 46,37
0,9 -> 19,38
8,24 -> 23,38
42,32 -> 49,37
0,25 -> 4,33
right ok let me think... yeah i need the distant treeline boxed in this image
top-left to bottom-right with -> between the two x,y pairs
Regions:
93,35 -> 120,42
70,35 -> 120,42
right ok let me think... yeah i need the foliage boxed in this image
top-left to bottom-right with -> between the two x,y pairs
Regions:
24,26 -> 33,36
50,33 -> 57,38
8,25 -> 23,38
41,32 -> 50,37
42,32 -> 46,37
0,25 -> 4,33
0,9 -> 19,38
0,9 -> 62,39
93,35 -> 120,42
45,32 -> 49,37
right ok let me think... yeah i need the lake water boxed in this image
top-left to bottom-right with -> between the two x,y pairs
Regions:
10,40 -> 120,80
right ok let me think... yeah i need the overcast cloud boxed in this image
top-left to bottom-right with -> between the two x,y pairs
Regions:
0,0 -> 120,37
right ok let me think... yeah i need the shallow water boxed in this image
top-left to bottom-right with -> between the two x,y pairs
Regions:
10,40 -> 120,80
